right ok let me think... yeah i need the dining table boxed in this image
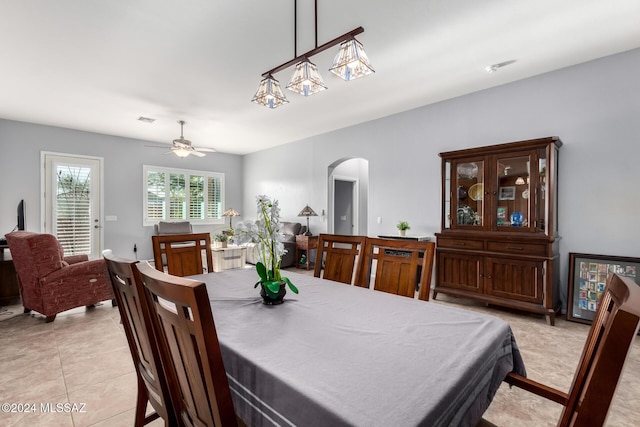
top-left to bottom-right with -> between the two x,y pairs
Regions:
191,268 -> 526,427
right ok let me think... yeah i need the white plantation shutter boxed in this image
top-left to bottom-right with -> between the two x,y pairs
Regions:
56,165 -> 92,255
146,171 -> 166,220
169,173 -> 186,219
143,165 -> 224,226
207,175 -> 222,219
189,175 -> 205,220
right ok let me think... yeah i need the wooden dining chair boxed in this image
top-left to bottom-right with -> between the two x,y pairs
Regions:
487,273 -> 640,427
135,261 -> 237,427
103,250 -> 176,426
356,237 -> 436,301
152,232 -> 213,277
313,234 -> 366,284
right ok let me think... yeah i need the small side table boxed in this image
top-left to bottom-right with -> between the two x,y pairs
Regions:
0,245 -> 21,305
295,235 -> 318,270
211,246 -> 247,272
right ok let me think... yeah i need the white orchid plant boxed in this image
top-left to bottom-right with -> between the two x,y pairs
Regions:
234,196 -> 298,298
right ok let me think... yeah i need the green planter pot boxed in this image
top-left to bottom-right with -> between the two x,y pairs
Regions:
260,281 -> 287,305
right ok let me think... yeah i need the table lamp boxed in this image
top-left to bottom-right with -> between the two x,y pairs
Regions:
222,208 -> 240,231
297,205 -> 318,236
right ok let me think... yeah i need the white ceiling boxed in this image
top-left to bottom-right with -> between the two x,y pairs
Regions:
2,0 -> 639,155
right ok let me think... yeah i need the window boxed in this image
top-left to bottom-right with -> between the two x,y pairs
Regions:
143,165 -> 224,226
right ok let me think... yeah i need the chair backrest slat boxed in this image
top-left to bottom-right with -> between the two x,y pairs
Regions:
135,262 -> 236,427
314,234 -> 366,285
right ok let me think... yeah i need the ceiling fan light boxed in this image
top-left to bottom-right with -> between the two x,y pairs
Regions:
329,38 -> 374,81
252,75 -> 289,109
174,148 -> 190,158
286,59 -> 327,96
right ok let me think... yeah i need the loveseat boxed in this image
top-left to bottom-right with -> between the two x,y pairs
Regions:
243,222 -> 307,268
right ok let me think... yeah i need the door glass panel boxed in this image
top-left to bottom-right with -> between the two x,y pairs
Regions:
44,154 -> 102,259
444,161 -> 451,229
56,164 -> 92,255
456,161 -> 484,227
496,156 -> 530,230
537,156 -> 547,233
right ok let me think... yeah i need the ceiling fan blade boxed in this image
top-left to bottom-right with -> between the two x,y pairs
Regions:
193,147 -> 216,152
191,150 -> 206,157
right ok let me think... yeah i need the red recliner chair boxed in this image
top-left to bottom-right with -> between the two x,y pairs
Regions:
5,231 -> 115,322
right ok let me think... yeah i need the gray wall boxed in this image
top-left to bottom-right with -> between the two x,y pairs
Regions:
2,47 -> 639,307
0,120 -> 243,260
243,47 -> 640,306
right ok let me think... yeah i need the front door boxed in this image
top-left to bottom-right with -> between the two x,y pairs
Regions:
43,153 -> 103,258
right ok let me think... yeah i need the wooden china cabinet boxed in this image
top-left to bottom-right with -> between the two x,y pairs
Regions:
434,137 -> 562,324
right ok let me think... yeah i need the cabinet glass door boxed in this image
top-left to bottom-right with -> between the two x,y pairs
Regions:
495,154 -> 531,231
454,160 -> 484,229
536,153 -> 548,234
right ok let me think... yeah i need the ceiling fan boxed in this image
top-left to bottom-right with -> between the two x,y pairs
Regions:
154,120 -> 216,158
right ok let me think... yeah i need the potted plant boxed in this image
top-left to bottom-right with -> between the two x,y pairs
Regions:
397,221 -> 410,237
213,233 -> 229,248
234,195 -> 298,304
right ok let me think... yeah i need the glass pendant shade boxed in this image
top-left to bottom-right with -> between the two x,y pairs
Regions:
251,75 -> 289,109
174,149 -> 190,158
286,59 -> 327,96
329,38 -> 375,81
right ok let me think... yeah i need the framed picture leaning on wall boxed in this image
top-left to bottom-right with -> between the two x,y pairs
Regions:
567,252 -> 640,324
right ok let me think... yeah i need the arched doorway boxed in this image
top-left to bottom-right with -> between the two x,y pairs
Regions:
328,158 -> 369,236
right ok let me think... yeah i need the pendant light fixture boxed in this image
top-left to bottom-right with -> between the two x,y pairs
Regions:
286,59 -> 327,96
329,38 -> 375,81
252,0 -> 373,108
251,74 -> 289,109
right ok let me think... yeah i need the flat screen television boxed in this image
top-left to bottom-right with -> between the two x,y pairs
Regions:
17,199 -> 25,231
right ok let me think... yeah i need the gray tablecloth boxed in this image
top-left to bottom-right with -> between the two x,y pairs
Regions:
193,269 -> 526,427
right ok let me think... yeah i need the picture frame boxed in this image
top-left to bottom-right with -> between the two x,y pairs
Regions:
498,186 -> 515,200
496,206 -> 507,226
567,252 -> 640,324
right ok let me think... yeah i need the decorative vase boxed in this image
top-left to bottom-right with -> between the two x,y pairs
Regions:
399,230 -> 406,237
260,281 -> 287,305
510,212 -> 524,227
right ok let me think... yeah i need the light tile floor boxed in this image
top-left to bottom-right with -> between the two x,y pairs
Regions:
1,266 -> 638,426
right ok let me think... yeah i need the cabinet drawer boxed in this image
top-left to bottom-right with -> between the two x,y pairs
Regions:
487,241 -> 547,256
438,238 -> 483,250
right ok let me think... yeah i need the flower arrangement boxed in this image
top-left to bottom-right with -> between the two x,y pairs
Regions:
234,195 -> 298,301
213,233 -> 229,248
213,233 -> 229,242
397,221 -> 410,231
397,220 -> 410,237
